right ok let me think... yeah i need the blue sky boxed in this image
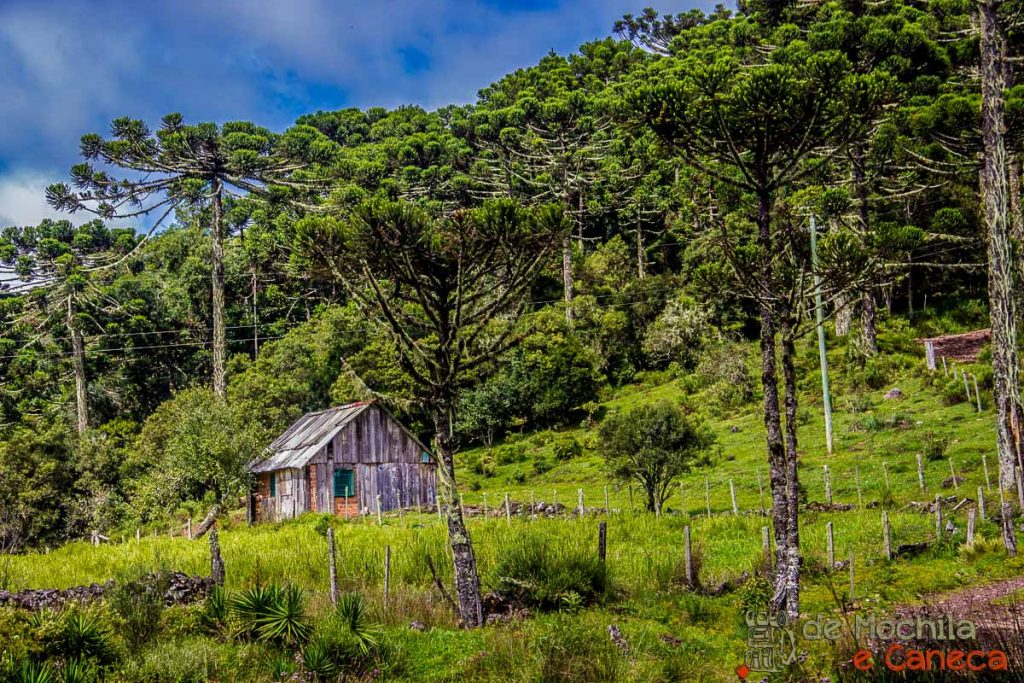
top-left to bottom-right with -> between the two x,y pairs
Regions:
0,0 -> 714,227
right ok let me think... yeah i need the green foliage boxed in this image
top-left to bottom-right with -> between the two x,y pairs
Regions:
599,401 -> 713,511
533,617 -> 622,682
106,573 -> 167,649
492,531 -> 610,611
552,438 -> 583,462
230,584 -> 311,645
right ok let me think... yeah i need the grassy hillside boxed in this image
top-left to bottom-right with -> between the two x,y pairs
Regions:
3,319 -> 1021,681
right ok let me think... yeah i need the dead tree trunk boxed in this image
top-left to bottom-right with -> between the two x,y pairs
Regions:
67,296 -> 88,434
193,505 -> 221,540
562,235 -> 574,326
433,406 -> 484,628
980,0 -> 1022,488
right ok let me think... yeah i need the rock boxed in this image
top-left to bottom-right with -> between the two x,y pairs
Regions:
608,624 -> 629,654
942,475 -> 965,489
729,425 -> 741,433
883,388 -> 903,400
659,634 -> 682,647
409,621 -> 426,631
805,502 -> 854,512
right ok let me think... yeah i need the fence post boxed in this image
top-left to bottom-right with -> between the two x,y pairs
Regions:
628,485 -> 633,512
973,374 -> 982,412
705,477 -> 712,518
823,465 -> 832,505
376,495 -> 383,526
598,521 -> 607,563
729,479 -> 738,515
949,458 -> 959,492
882,511 -> 892,561
1002,502 -> 1018,557
327,526 -> 338,606
135,528 -> 140,543
942,356 -> 948,375
925,340 -> 936,370
849,549 -> 855,601
553,489 -> 557,511
978,486 -> 986,521
762,526 -> 771,569
505,493 -> 512,525
966,508 -> 976,546
826,521 -> 835,568
187,517 -> 193,540
605,485 -> 611,515
962,370 -> 972,405
684,525 -> 694,588
917,454 -> 926,493
984,453 -> 993,492
578,488 -> 585,517
934,495 -> 943,539
384,545 -> 391,609
209,529 -> 225,587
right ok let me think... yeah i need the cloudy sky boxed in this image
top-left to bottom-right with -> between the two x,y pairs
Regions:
0,0 -> 716,228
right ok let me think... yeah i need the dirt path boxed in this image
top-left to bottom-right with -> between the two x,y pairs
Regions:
895,575 -> 1024,629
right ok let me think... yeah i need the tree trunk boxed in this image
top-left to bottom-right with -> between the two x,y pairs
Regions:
432,405 -> 484,628
562,235 -> 574,326
210,178 -> 227,399
779,319 -> 801,619
835,293 -> 852,336
980,0 -> 1021,488
753,191 -> 792,617
67,296 -> 88,434
860,291 -> 878,355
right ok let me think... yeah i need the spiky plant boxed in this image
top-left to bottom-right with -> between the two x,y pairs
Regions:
12,660 -> 54,683
257,584 -> 311,645
336,592 -> 381,654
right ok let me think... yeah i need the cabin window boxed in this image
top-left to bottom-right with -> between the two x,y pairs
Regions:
333,468 -> 354,498
422,451 -> 430,464
269,472 -> 276,497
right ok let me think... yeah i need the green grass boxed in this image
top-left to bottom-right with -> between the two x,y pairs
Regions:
3,330 -> 1021,681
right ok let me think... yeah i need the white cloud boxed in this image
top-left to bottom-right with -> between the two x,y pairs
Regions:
0,174 -> 66,227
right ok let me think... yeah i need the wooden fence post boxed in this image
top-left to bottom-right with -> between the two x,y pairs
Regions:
705,477 -> 712,518
984,453 -> 993,491
882,511 -> 892,561
925,341 -> 936,370
979,486 -> 986,521
917,454 -> 926,493
826,521 -> 835,568
187,517 -> 193,540
553,489 -> 557,511
1002,502 -> 1018,557
135,528 -> 140,543
376,495 -> 383,526
729,479 -> 738,515
505,493 -> 512,525
966,508 -> 976,546
628,485 -> 633,511
883,462 -> 890,491
949,458 -> 959,492
942,356 -> 948,375
209,529 -> 225,586
327,527 -> 338,606
934,495 -> 943,539
384,545 -> 391,608
973,374 -> 982,412
823,465 -> 832,505
605,485 -> 610,515
962,370 -> 972,405
684,525 -> 694,588
598,521 -> 607,563
578,488 -> 585,517
849,549 -> 855,601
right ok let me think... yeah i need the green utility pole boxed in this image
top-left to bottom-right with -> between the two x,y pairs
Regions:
811,214 -> 834,454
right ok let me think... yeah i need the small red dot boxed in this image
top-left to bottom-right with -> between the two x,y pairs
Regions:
736,664 -> 750,679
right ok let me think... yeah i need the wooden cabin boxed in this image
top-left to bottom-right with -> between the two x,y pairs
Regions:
248,402 -> 436,522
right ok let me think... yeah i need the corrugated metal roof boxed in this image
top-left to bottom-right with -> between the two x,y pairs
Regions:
250,402 -> 370,473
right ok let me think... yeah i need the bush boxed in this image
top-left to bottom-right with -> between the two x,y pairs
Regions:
921,430 -> 950,461
533,617 -> 622,683
533,459 -> 554,476
231,584 -> 311,645
695,341 -> 754,409
552,439 -> 583,461
492,532 -> 610,611
107,572 -> 168,649
495,443 -> 528,465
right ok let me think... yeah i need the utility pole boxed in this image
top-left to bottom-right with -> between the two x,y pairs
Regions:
811,214 -> 834,454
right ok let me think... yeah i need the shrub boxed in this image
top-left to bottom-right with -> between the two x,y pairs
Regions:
552,439 -> 583,462
492,532 -> 609,611
738,576 -> 773,613
43,608 -> 117,666
495,443 -> 528,465
107,572 -> 168,649
198,585 -> 231,637
231,584 -> 311,645
533,617 -> 622,682
921,430 -> 950,461
696,341 -> 754,409
533,459 -> 554,476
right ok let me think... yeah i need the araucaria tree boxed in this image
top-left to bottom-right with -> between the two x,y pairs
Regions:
295,199 -> 566,627
599,400 -> 712,514
630,46 -> 883,617
46,115 -> 333,398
